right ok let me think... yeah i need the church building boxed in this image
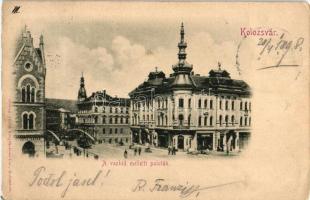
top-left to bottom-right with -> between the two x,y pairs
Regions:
13,27 -> 46,157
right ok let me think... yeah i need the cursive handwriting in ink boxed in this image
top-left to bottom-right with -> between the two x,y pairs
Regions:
29,166 -> 107,198
132,178 -> 243,198
256,33 -> 304,70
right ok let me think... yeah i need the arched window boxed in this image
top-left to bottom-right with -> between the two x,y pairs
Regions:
245,117 -> 248,126
26,85 -> 31,102
188,114 -> 191,126
231,115 -> 235,125
219,115 -> 222,126
219,100 -> 222,109
22,87 -> 26,102
209,116 -> 213,126
225,100 -> 229,110
115,116 -> 118,124
94,116 -> 98,124
225,115 -> 229,126
120,117 -> 123,124
103,116 -> 106,124
249,117 -> 251,126
30,88 -> 35,102
23,113 -> 28,129
204,99 -> 207,108
240,101 -> 243,110
249,102 -> 252,111
94,107 -> 98,113
126,117 -> 129,124
240,117 -> 243,126
231,100 -> 235,110
188,98 -> 191,108
198,116 -> 202,126
22,112 -> 35,130
109,117 -> 113,124
204,116 -> 208,126
158,99 -> 161,108
165,115 -> 168,126
198,99 -> 202,108
158,116 -> 160,125
245,102 -> 248,111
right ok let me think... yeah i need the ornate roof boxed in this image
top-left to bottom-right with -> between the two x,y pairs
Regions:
129,67 -> 251,97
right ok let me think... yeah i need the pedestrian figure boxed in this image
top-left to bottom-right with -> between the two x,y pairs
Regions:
124,149 -> 128,159
134,148 -> 137,156
168,146 -> 171,155
138,147 -> 142,155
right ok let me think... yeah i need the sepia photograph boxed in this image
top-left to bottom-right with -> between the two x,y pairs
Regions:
2,1 -> 309,200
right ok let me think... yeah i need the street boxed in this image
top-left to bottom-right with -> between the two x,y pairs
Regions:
54,141 -> 239,160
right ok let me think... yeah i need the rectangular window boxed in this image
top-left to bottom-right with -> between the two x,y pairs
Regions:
210,100 -> 213,109
120,128 -> 123,134
109,128 -> 112,134
179,98 -> 184,108
103,128 -> 105,134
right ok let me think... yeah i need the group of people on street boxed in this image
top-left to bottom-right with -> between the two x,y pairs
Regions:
168,146 -> 177,155
124,146 -> 142,158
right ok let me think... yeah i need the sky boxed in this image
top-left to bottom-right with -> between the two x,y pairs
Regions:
13,2 -> 305,100
35,20 -> 247,100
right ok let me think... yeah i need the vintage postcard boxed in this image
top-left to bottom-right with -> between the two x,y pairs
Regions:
2,1 -> 309,200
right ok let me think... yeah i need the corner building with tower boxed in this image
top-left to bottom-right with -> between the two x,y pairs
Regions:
129,23 -> 252,152
76,75 -> 131,144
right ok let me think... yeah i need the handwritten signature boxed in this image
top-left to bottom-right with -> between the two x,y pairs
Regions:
256,33 -> 304,70
132,178 -> 244,198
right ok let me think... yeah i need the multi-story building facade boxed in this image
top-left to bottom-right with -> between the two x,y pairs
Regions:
76,76 -> 131,144
129,23 -> 252,152
13,27 -> 46,157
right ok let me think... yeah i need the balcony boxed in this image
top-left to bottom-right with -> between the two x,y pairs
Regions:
138,121 -> 155,128
172,121 -> 190,129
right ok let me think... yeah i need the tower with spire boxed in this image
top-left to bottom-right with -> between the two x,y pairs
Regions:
78,72 -> 87,101
171,23 -> 194,89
